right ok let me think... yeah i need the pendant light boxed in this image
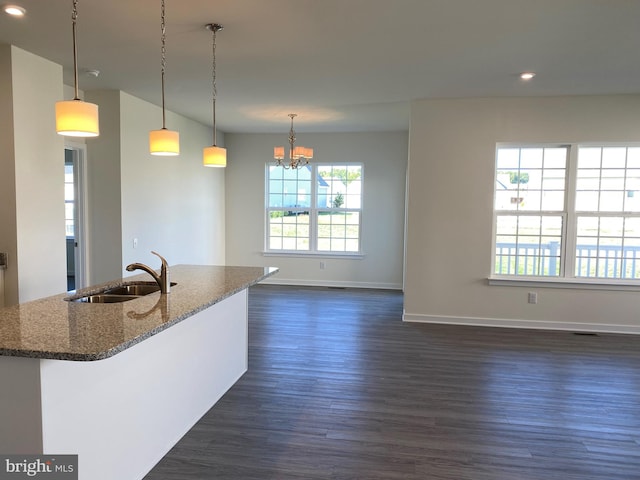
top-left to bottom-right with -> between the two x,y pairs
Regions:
55,0 -> 99,137
149,0 -> 179,156
203,23 -> 226,167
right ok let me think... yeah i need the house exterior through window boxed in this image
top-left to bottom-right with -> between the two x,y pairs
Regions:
266,164 -> 362,254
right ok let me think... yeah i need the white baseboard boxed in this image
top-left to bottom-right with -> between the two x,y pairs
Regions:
402,312 -> 640,335
260,277 -> 402,290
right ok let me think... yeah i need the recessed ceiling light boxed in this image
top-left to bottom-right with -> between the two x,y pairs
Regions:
520,72 -> 536,80
3,4 -> 26,16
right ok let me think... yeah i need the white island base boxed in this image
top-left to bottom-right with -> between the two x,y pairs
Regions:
0,289 -> 248,480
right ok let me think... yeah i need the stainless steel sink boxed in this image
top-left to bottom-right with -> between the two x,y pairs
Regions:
75,294 -> 142,303
67,282 -> 176,303
104,284 -> 161,296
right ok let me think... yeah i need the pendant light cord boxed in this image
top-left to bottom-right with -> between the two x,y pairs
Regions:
212,25 -> 218,146
207,24 -> 223,146
160,0 -> 167,129
72,0 -> 80,100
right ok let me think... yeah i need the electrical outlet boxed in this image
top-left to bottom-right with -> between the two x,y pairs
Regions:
133,238 -> 138,249
528,292 -> 538,304
320,261 -> 326,270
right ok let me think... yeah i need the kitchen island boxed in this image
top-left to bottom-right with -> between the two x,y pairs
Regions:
0,265 -> 277,480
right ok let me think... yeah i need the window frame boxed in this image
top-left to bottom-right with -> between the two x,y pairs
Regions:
490,142 -> 640,290
264,162 -> 364,257
64,161 -> 76,239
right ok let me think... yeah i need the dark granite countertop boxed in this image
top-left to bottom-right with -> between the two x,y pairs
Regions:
0,265 -> 278,361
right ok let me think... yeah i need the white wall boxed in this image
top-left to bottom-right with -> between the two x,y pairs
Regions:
119,92 -> 225,270
85,90 -> 226,284
405,95 -> 640,333
0,45 -> 66,304
225,131 -> 407,289
0,45 -> 18,305
84,90 -> 122,284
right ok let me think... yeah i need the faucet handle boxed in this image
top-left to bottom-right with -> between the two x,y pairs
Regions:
151,251 -> 168,268
150,251 -> 171,294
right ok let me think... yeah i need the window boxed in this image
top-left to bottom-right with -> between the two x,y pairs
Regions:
493,145 -> 640,281
266,164 -> 362,254
574,147 -> 640,279
64,162 -> 75,237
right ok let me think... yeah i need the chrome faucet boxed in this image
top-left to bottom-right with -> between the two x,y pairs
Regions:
126,251 -> 171,294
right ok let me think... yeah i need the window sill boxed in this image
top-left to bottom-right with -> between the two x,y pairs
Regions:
263,251 -> 365,260
488,276 -> 640,292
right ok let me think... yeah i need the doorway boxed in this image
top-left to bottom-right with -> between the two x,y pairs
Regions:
64,145 -> 87,292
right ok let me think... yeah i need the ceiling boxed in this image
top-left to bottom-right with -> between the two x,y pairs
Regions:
1,0 -> 640,134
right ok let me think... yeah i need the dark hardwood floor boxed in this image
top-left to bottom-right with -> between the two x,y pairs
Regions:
145,285 -> 640,479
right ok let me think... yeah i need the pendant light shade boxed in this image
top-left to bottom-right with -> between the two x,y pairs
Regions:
150,0 -> 179,156
56,0 -> 99,138
203,23 -> 226,168
150,128 -> 180,156
203,145 -> 226,167
56,99 -> 99,137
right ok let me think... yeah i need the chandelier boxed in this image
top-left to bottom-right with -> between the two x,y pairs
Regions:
274,114 -> 313,169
